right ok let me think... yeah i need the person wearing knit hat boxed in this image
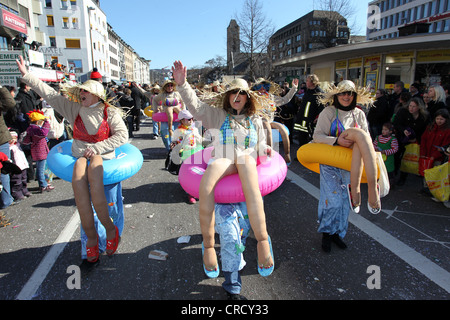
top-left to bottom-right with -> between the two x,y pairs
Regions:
312,80 -> 380,252
172,60 -> 274,284
16,55 -> 128,263
90,68 -> 103,81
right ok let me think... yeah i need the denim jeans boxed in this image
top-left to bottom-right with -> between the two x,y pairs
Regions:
35,159 -> 48,189
0,142 -> 14,208
160,122 -> 176,151
215,202 -> 251,294
152,120 -> 159,136
80,182 -> 124,259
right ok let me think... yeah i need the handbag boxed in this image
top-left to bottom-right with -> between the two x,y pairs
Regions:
424,162 -> 449,202
419,156 -> 434,176
400,143 -> 420,175
375,152 -> 390,198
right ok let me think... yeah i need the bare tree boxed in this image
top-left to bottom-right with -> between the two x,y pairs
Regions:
235,0 -> 274,80
315,0 -> 361,34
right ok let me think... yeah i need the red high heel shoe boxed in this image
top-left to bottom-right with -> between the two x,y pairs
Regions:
86,235 -> 99,263
106,225 -> 120,256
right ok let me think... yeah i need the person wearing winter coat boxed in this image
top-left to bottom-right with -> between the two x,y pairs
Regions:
0,85 -> 19,208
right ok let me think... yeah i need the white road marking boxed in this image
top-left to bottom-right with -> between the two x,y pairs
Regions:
286,170 -> 450,293
15,167 -> 450,299
16,211 -> 80,300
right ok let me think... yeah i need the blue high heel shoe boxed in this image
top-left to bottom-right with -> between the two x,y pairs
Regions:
258,236 -> 274,277
202,243 -> 219,278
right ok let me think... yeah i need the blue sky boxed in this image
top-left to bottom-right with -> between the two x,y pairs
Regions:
100,0 -> 372,70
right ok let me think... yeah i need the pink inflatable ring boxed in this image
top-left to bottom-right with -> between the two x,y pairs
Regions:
178,147 -> 287,203
152,112 -> 179,122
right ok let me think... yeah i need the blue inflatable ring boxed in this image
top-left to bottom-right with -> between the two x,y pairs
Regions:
47,140 -> 143,185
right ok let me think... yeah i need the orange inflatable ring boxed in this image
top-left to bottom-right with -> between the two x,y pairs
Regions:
297,143 -> 380,183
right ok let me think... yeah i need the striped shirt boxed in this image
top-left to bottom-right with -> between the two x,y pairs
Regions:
373,135 -> 399,156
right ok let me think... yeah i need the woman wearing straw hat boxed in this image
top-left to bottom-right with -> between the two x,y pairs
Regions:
153,79 -> 184,146
252,77 -> 298,165
313,80 -> 379,252
172,60 -> 274,278
16,56 -> 128,263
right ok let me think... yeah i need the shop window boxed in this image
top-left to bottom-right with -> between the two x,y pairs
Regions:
68,59 -> 82,73
65,38 -> 81,49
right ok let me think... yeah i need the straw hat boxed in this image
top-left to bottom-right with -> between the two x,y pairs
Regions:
151,85 -> 161,93
62,80 -> 106,104
318,80 -> 373,107
162,79 -> 177,92
252,78 -> 283,95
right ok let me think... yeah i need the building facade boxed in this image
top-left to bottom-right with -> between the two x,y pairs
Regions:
269,10 -> 350,83
367,0 -> 450,40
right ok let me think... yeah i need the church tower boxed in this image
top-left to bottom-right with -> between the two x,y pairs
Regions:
227,19 -> 240,73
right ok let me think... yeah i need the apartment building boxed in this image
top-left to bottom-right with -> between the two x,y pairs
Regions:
269,10 -> 350,83
368,0 -> 450,40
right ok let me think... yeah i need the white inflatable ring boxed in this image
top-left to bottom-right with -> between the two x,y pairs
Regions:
178,147 -> 287,203
47,140 -> 144,185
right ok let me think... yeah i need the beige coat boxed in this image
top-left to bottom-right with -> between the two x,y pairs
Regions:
177,81 -> 268,160
22,73 -> 128,159
313,106 -> 369,145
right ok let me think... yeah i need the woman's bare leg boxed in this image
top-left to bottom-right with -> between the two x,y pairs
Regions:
72,158 -> 97,260
199,158 -> 237,269
350,143 -> 363,207
262,119 -> 272,147
165,106 -> 181,137
87,155 -> 116,254
342,128 -> 379,208
236,155 -> 273,268
271,122 -> 291,163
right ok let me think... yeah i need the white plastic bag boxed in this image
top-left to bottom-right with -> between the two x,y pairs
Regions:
376,152 -> 390,198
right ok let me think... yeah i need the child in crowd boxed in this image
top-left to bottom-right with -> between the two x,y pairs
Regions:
9,130 -> 30,200
21,110 -> 54,193
419,109 -> 450,194
420,109 -> 450,167
168,109 -> 204,203
373,122 -> 399,188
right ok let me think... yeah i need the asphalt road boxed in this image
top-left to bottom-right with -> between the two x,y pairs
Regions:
0,116 -> 449,305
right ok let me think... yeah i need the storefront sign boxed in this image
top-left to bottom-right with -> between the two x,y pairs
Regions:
0,9 -> 27,34
0,51 -> 21,86
417,50 -> 450,63
385,52 -> 414,64
335,60 -> 347,69
348,58 -> 362,69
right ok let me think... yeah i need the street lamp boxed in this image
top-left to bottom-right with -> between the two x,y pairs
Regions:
87,6 -> 95,72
